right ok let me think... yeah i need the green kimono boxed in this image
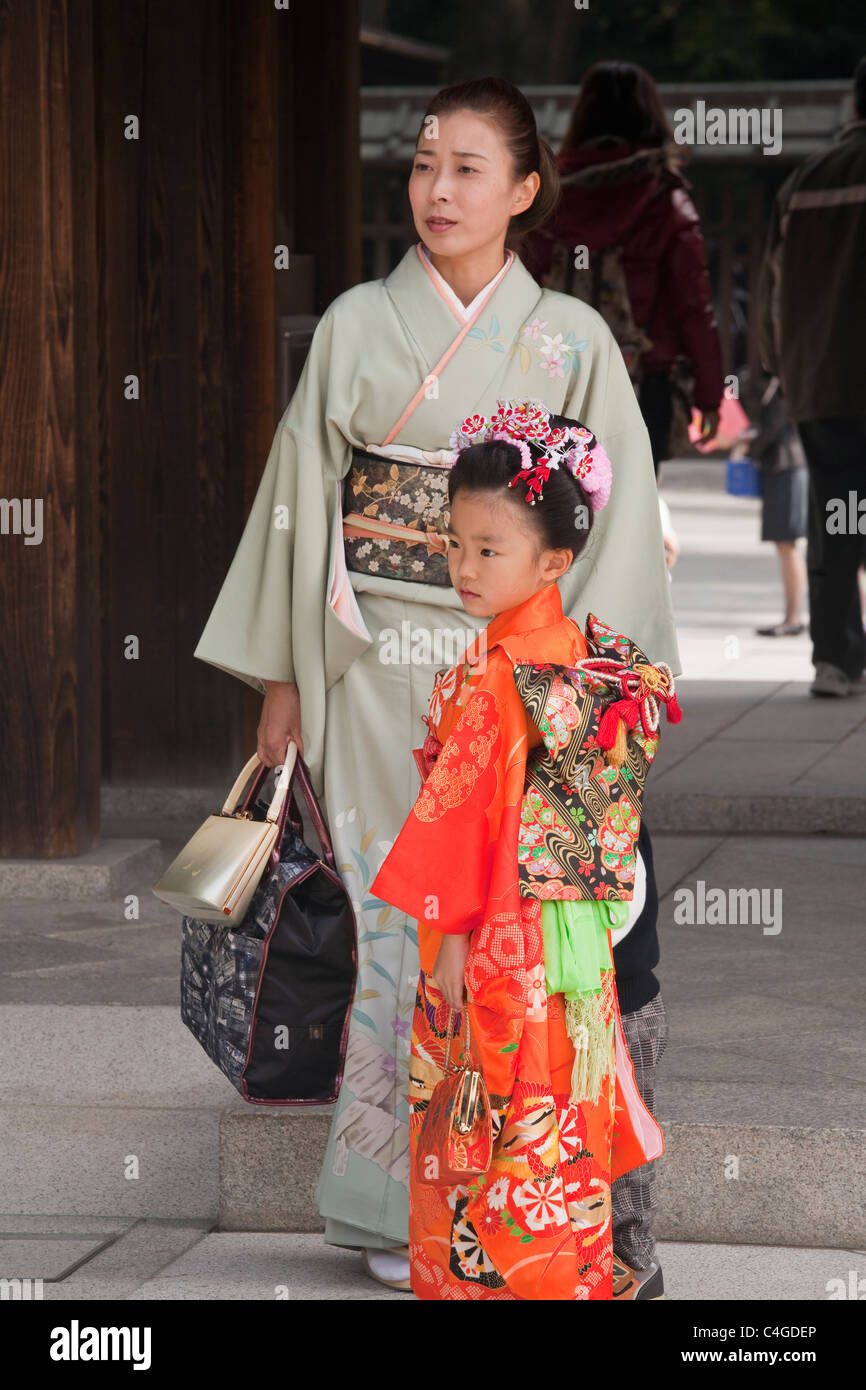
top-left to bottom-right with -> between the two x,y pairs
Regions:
193,242 -> 680,1250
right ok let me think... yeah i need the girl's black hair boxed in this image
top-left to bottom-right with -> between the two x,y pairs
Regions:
447,414 -> 595,566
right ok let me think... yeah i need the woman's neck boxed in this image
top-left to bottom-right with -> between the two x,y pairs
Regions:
428,242 -> 508,307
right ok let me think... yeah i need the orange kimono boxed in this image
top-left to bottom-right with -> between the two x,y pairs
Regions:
371,583 -> 662,1300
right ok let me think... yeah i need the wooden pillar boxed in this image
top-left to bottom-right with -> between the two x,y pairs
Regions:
0,1 -> 100,856
290,0 -> 362,311
229,4 -> 279,520
2,0 -> 362,847
228,2 -> 280,761
97,0 -> 244,787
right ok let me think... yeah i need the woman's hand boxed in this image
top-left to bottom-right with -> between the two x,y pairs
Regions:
431,933 -> 471,1011
258,680 -> 304,765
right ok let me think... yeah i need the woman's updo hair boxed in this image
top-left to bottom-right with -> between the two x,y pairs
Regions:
419,76 -> 561,239
447,413 -> 595,567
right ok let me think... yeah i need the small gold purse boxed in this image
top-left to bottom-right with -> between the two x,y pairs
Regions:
415,1009 -> 493,1187
152,744 -> 296,926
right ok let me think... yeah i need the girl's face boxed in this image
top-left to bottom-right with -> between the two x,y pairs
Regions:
446,489 -> 572,619
409,110 -> 540,260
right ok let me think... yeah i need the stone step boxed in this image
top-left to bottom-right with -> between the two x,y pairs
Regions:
644,790 -> 866,835
1,1005 -> 863,1248
0,839 -> 164,900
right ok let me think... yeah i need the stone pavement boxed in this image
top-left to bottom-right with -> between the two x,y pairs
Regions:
648,459 -> 866,832
0,457 -> 863,1299
2,1220 -> 862,1301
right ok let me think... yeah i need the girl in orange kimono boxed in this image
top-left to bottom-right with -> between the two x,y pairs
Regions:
371,401 -> 673,1300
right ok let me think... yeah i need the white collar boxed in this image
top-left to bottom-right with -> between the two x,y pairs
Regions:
419,243 -> 509,321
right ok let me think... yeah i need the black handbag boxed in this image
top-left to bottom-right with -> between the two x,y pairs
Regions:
180,750 -> 357,1104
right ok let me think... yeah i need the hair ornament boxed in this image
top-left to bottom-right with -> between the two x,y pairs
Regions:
450,400 -> 612,507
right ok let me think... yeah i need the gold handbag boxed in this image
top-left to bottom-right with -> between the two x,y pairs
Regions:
415,1009 -> 493,1187
152,743 -> 296,926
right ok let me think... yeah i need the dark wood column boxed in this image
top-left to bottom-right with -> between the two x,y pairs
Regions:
0,1 -> 100,856
289,0 -> 362,311
96,0 -> 244,787
2,0 -> 363,858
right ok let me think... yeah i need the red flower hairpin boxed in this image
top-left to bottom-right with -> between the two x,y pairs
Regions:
449,399 -> 613,507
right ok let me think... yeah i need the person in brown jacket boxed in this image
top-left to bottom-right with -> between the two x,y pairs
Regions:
757,57 -> 866,697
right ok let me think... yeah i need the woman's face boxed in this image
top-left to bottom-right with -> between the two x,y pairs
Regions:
446,489 -> 571,619
409,109 -> 540,260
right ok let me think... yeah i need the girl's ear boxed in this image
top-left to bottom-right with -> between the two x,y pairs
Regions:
541,547 -> 573,581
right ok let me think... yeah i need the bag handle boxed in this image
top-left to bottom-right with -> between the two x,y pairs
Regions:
222,752 -> 261,815
238,758 -> 305,840
444,1006 -> 472,1072
289,754 -> 338,871
243,743 -> 339,872
221,744 -> 297,824
223,740 -> 339,877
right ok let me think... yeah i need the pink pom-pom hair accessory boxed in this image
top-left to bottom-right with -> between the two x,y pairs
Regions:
562,426 -> 613,511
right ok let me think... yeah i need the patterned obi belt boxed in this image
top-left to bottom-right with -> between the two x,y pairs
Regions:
342,446 -> 453,587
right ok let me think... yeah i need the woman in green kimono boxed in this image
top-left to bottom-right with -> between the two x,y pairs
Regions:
193,76 -> 680,1290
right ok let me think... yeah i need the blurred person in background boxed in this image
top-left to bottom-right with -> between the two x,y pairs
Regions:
521,60 -> 725,491
746,375 -> 809,638
758,56 -> 866,697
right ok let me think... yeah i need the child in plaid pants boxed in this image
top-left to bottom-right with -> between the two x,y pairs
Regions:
611,818 -> 669,1299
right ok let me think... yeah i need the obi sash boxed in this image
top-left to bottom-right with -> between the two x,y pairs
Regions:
342,446 -> 454,587
513,613 -> 680,902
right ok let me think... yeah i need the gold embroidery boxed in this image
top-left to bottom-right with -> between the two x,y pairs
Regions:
414,692 -> 498,822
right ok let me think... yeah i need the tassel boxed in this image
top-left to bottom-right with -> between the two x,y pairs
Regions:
597,699 -> 638,769
596,699 -> 638,749
607,718 -> 629,769
565,991 -> 612,1105
665,693 -> 683,724
569,1023 -> 590,1103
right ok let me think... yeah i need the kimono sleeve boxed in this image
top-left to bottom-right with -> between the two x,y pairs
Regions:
193,306 -> 373,790
557,318 -> 683,677
371,650 -> 527,936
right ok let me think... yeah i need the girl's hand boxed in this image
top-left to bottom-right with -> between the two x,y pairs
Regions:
431,933 -> 471,1011
258,680 -> 304,764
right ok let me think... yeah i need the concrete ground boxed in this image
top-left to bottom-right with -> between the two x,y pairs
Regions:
0,457 -> 864,1300
1,1221 -> 859,1301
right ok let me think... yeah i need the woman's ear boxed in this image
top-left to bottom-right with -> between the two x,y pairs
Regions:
513,170 -> 540,217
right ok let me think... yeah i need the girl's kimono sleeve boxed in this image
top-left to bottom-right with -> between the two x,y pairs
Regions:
371,649 -> 528,946
193,306 -> 372,791
557,318 -> 683,677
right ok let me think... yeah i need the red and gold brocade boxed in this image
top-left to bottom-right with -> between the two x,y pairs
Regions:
372,584 -> 661,1300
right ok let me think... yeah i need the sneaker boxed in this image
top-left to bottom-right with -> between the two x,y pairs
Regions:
810,662 -> 854,697
361,1246 -> 412,1291
612,1254 -> 665,1300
